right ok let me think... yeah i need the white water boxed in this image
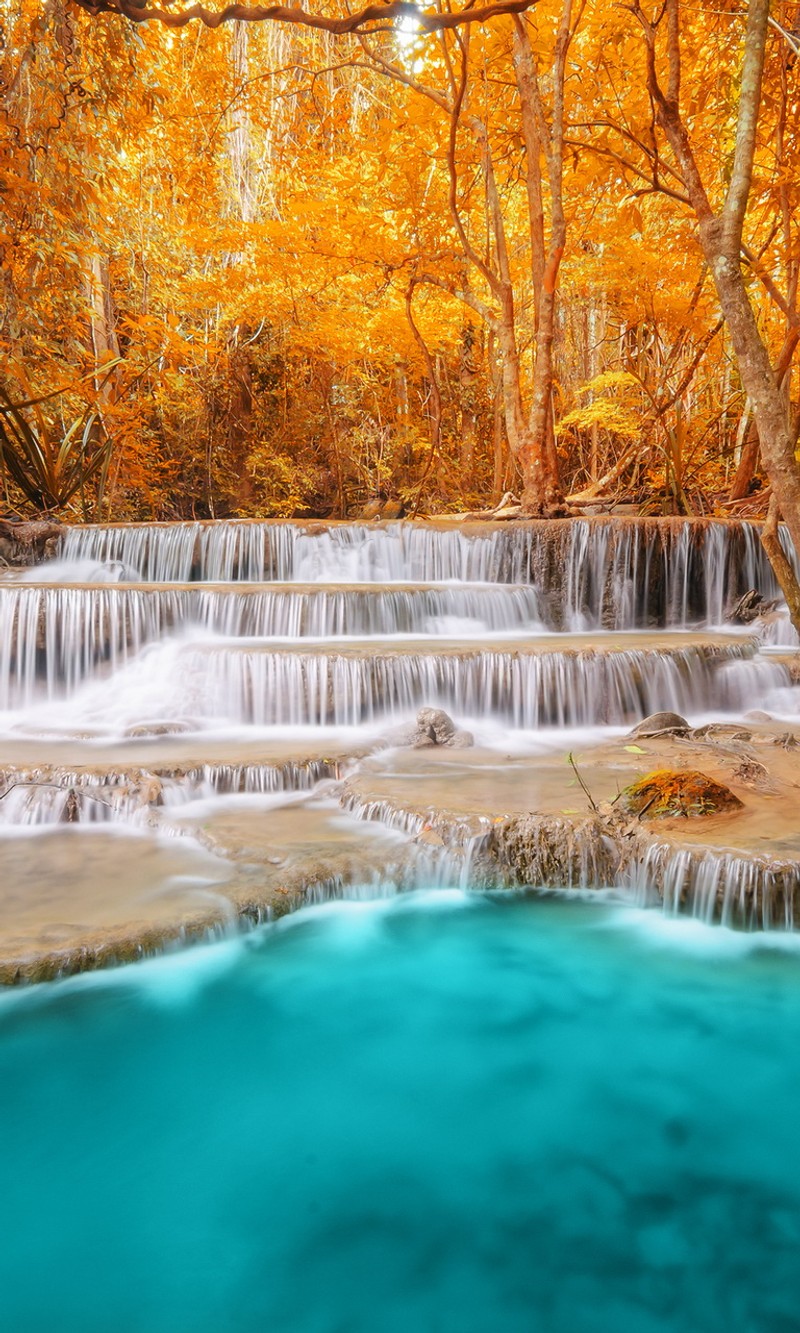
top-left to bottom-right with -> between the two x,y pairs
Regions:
4,519 -> 800,742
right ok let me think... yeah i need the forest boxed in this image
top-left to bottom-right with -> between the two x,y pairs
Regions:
1,0 -> 799,532
6,8 -> 800,1325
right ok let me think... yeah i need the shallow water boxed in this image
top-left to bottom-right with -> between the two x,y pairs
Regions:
2,889 -> 800,1333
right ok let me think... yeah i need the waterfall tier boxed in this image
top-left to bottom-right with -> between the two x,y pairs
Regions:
0,635 -> 776,724
0,581 -> 545,680
56,517 -> 792,629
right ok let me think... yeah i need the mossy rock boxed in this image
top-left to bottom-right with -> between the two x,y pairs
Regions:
618,769 -> 743,820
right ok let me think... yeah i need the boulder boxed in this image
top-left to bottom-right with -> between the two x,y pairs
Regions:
412,707 -> 473,749
0,519 -> 63,568
629,711 -> 690,738
616,769 -> 743,820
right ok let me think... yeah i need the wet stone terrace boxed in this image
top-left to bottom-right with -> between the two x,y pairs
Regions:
2,515 -> 800,980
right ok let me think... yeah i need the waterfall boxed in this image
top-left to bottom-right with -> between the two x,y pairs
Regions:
1,513 -> 799,972
57,517 -> 792,628
3,638 -> 776,729
0,582 -> 546,691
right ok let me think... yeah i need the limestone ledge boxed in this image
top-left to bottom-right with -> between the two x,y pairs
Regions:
0,856 -> 372,987
3,717 -> 800,984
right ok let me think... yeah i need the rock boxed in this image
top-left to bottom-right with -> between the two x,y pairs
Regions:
124,722 -> 193,738
744,710 -> 774,722
359,498 -> 405,520
727,589 -> 777,624
0,519 -> 63,568
411,707 -> 473,749
629,711 -> 690,738
616,769 -> 743,820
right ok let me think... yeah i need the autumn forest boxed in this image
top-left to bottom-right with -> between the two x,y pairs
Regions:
2,0 -> 799,531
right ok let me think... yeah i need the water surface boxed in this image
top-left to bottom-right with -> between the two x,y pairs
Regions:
2,890 -> 799,1333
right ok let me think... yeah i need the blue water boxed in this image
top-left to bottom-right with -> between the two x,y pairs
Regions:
2,889 -> 800,1333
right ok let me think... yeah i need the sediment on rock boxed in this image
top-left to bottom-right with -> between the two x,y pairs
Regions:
616,770 -> 744,820
488,814 -> 629,889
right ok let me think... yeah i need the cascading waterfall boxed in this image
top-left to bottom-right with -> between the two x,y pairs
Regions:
0,582 -> 546,690
633,842 -> 800,930
57,517 -> 793,629
0,636 -> 782,722
1,513 -> 799,953
0,759 -> 343,826
196,642 -> 777,728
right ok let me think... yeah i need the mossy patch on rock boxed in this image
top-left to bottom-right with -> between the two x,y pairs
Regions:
617,769 -> 743,820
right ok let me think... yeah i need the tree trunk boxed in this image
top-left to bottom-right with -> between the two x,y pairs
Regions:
728,415 -> 759,501
511,9 -> 571,515
523,276 -> 563,511
459,325 -> 478,475
701,221 -> 800,608
495,296 -> 559,512
637,0 -> 800,630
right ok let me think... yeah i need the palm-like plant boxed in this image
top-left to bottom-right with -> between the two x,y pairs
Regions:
0,361 -> 122,515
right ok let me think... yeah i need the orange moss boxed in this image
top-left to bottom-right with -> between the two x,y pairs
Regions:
619,769 -> 743,820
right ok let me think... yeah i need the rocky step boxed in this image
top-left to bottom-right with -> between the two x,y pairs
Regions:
341,723 -> 800,928
6,714 -> 800,984
0,796 -> 457,985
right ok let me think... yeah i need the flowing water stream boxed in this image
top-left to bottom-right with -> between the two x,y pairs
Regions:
2,516 -> 800,1328
0,519 -> 797,923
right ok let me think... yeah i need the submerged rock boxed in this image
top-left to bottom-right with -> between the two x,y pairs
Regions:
124,722 -> 194,738
412,707 -> 473,749
617,769 -> 743,820
630,711 -> 690,738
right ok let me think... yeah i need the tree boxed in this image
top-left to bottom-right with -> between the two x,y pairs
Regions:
628,0 -> 800,626
4,0 -> 796,533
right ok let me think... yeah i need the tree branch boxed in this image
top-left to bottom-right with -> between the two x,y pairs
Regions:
72,0 -> 538,34
723,0 -> 770,246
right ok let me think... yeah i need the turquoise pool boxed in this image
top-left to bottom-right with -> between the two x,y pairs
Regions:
2,889 -> 799,1332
